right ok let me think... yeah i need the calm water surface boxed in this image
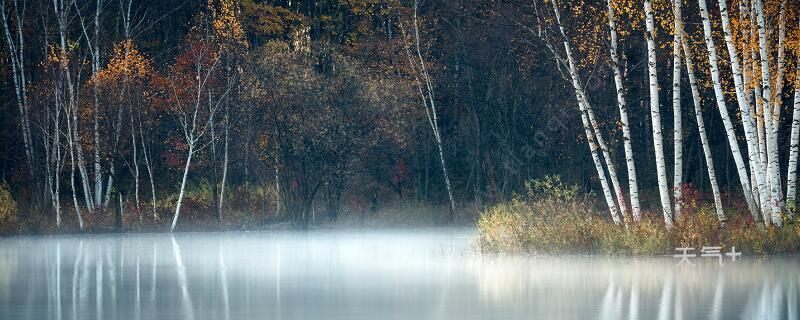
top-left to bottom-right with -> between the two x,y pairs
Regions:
0,228 -> 797,319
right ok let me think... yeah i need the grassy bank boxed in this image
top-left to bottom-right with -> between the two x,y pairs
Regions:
477,177 -> 800,256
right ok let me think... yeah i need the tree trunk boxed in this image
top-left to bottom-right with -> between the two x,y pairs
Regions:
131,111 -> 140,212
717,0 -> 767,219
645,0 -> 673,226
551,0 -> 621,224
754,0 -> 782,225
171,144 -> 194,232
787,46 -> 800,217
606,0 -> 640,222
400,3 -> 457,220
583,96 -> 629,222
0,0 -> 35,195
697,0 -> 760,218
683,41 -> 725,222
219,107 -> 229,220
671,0 -> 683,219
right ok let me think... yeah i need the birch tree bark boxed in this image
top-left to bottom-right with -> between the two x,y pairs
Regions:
645,0 -> 673,226
769,1 -> 786,210
139,115 -> 158,219
671,0 -> 683,219
399,1 -> 457,220
754,0 -> 782,225
717,0 -> 767,218
53,0 -> 95,215
606,0 -> 640,222
75,0 -> 106,209
787,40 -> 800,217
546,0 -> 622,224
682,41 -> 725,222
697,0 -> 760,218
170,44 -> 227,231
0,0 -> 35,192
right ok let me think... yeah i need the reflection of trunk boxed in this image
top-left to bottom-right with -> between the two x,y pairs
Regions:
170,236 -> 195,320
645,0 -> 673,226
606,0 -> 640,221
218,243 -> 230,320
683,41 -> 725,222
697,0 -> 759,218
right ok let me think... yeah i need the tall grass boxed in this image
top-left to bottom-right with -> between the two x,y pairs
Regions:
477,176 -> 800,255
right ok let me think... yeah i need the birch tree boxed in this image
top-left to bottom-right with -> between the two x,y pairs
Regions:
697,0 -> 760,218
605,0 -> 640,222
671,0 -> 683,219
531,0 -> 622,224
398,0 -> 456,221
754,0 -> 782,225
788,34 -> 800,216
159,37 -> 228,232
76,0 -> 106,211
1,0 -> 35,199
682,40 -> 725,222
606,0 -> 640,222
645,0 -> 673,226
716,0 -> 766,219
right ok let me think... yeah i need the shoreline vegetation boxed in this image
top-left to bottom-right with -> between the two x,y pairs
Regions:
477,177 -> 800,256
0,181 -> 476,236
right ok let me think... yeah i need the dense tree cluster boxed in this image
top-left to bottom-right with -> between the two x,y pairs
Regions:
0,0 -> 798,231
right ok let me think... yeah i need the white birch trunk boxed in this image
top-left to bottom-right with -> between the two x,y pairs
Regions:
139,119 -> 157,219
754,0 -> 782,225
682,41 -> 725,222
697,0 -> 760,217
0,0 -> 35,184
787,42 -> 800,216
551,0 -> 621,224
718,0 -> 766,216
68,139 -> 82,229
171,144 -> 194,232
399,2 -> 457,219
645,0 -> 673,226
219,107 -> 229,219
131,110 -> 140,210
770,0 -> 786,209
582,95 -> 629,222
606,0 -> 640,221
671,0 -> 683,219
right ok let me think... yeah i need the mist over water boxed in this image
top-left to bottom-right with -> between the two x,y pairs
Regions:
0,228 -> 797,319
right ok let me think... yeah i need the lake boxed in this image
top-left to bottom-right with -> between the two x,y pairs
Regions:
0,228 -> 797,319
